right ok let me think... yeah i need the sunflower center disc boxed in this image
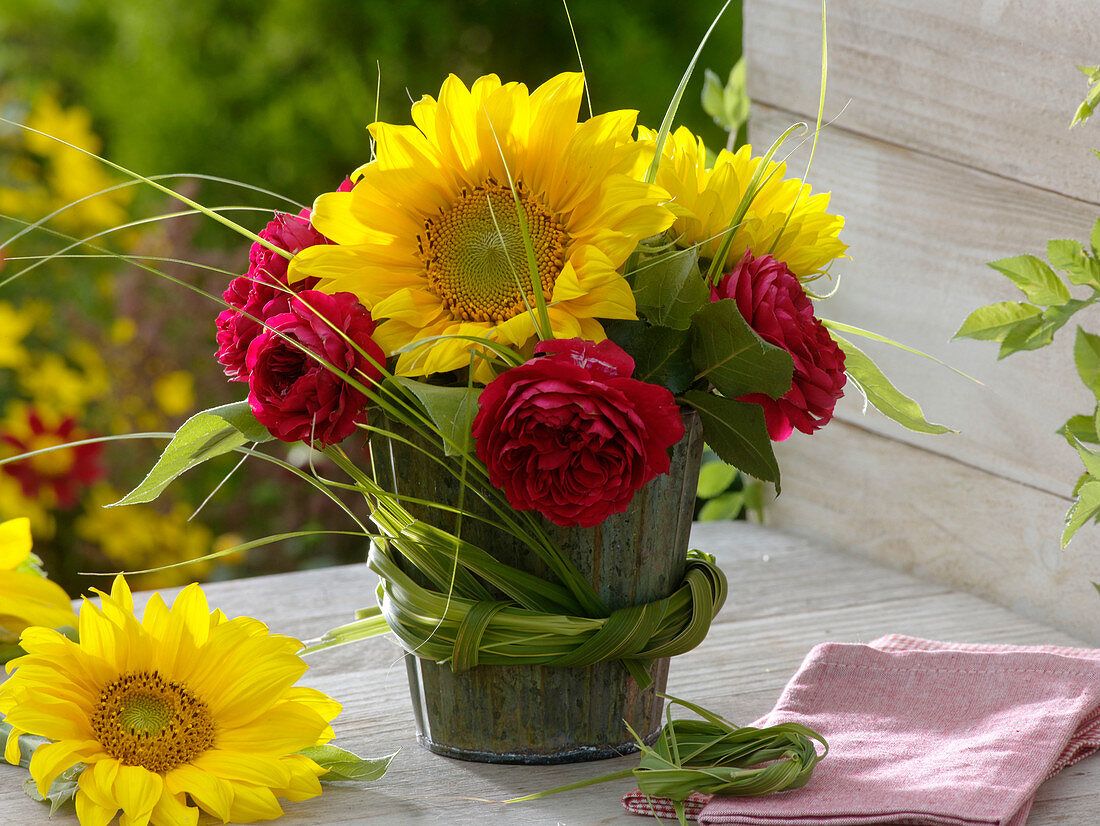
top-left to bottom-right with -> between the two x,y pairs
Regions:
91,670 -> 215,773
418,180 -> 569,323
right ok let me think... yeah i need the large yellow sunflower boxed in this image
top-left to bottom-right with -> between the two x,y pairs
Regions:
640,126 -> 847,280
0,517 -> 76,646
292,72 -> 674,378
1,575 -> 341,825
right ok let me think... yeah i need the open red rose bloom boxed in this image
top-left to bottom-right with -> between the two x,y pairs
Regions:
713,251 -> 847,441
245,290 -> 384,447
471,338 -> 685,528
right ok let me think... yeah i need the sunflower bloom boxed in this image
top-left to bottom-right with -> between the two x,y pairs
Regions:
641,126 -> 847,280
292,72 -> 674,378
0,575 -> 341,825
0,517 -> 76,646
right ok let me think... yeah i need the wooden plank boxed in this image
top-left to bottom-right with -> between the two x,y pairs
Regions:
768,416 -> 1099,645
749,103 -> 1098,499
2,524 -> 1097,824
744,0 -> 1100,203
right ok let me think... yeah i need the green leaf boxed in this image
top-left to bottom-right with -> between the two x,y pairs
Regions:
988,255 -> 1071,306
690,299 -> 793,399
698,491 -> 745,521
701,60 -> 749,134
995,299 -> 1092,359
1060,412 -> 1099,446
953,301 -> 1042,342
24,765 -> 82,815
1092,218 -> 1100,260
696,461 -> 739,498
109,401 -> 271,506
394,379 -> 480,457
1074,437 -> 1100,479
701,68 -> 726,124
1048,239 -> 1100,288
830,333 -> 953,434
681,390 -> 780,487
633,246 -> 711,331
630,326 -> 696,395
1062,478 -> 1100,547
1075,327 -> 1100,396
298,744 -> 397,782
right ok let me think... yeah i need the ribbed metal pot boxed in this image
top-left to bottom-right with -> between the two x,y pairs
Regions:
373,411 -> 703,764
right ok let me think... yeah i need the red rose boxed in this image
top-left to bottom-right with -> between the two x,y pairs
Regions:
712,250 -> 846,441
471,338 -> 685,528
215,203 -> 338,380
245,290 -> 385,447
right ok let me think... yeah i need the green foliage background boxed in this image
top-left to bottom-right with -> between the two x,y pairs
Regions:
1,0 -> 742,205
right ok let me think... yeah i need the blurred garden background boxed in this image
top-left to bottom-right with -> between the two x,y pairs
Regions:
0,0 -> 743,595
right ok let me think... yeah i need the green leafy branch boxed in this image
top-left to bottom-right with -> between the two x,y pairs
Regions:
956,220 -> 1100,547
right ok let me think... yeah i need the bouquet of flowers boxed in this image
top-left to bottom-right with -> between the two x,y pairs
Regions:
94,67 -> 942,764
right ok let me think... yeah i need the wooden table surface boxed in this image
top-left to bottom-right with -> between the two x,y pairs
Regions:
2,521 -> 1096,825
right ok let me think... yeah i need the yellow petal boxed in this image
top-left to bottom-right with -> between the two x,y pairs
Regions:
151,788 -> 200,826
166,764 -> 234,823
0,517 -> 32,569
228,781 -> 285,823
216,701 -> 332,755
190,749 -> 293,789
113,764 -> 163,826
75,789 -> 119,826
28,738 -> 102,797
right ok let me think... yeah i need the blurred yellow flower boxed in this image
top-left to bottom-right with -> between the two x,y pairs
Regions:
17,353 -> 103,415
640,126 -> 847,280
152,370 -> 195,417
0,474 -> 54,538
0,302 -> 33,369
0,517 -> 76,647
77,485 -> 214,589
0,91 -> 131,235
0,575 -> 341,825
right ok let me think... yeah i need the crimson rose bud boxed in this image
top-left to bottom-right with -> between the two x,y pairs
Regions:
712,250 -> 846,441
472,338 -> 685,528
245,290 -> 384,447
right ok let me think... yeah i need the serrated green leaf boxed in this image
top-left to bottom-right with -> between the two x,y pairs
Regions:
110,401 -> 271,507
298,744 -> 397,782
998,314 -> 1048,358
696,461 -> 739,498
1091,218 -> 1100,260
830,333 -> 953,435
698,491 -> 745,521
394,379 -> 480,457
1073,438 -> 1100,479
988,255 -> 1071,306
996,299 -> 1092,359
1060,412 -> 1099,446
633,246 -> 711,330
1062,479 -> 1100,547
1075,327 -> 1100,396
630,326 -> 696,395
690,299 -> 793,399
1048,239 -> 1100,288
681,390 -> 780,487
953,301 -> 1042,342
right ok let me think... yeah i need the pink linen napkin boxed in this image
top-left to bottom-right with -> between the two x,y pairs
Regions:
622,635 -> 1100,825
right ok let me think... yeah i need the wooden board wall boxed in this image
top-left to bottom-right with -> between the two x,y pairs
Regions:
743,0 -> 1100,642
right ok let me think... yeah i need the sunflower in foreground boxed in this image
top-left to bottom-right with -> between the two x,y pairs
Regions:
1,575 -> 341,825
292,72 -> 675,378
640,125 -> 847,280
0,516 -> 76,649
